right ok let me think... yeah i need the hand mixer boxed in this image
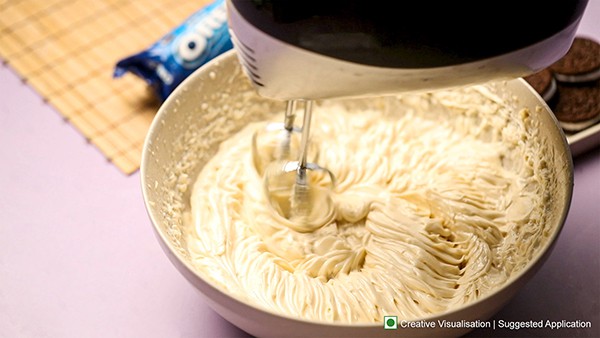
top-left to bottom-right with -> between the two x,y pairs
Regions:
226,0 -> 588,224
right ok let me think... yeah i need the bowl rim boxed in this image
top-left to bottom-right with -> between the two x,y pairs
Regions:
140,50 -> 575,328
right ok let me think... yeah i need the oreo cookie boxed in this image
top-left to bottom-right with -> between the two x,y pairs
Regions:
549,37 -> 600,84
546,36 -> 600,133
553,81 -> 600,132
524,68 -> 557,102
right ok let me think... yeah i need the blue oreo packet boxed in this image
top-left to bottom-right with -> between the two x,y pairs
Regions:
114,0 -> 233,101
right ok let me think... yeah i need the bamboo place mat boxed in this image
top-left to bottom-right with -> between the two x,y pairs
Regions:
0,0 -> 211,174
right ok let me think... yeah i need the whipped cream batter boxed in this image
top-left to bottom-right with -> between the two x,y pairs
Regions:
183,86 -> 551,323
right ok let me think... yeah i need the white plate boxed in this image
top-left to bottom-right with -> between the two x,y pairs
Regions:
567,122 -> 600,157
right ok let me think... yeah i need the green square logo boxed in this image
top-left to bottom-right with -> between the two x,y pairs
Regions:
384,316 -> 398,330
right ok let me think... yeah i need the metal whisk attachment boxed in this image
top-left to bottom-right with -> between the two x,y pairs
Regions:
261,100 -> 336,232
251,101 -> 318,176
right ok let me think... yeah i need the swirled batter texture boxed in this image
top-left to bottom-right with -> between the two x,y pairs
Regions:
184,87 -> 552,323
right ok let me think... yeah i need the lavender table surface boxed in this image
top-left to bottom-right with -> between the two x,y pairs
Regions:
1,3 -> 599,337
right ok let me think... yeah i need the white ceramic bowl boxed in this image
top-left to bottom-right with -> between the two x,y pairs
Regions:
141,50 -> 573,338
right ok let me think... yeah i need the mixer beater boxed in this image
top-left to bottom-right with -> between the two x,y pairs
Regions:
256,100 -> 336,230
